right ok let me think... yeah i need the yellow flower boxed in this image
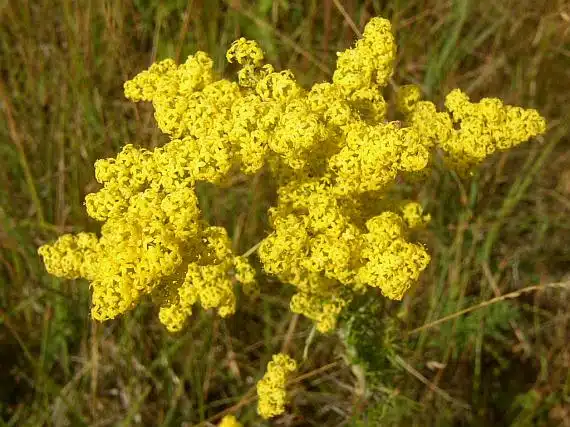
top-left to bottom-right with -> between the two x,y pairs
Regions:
39,184 -> 256,327
257,353 -> 297,419
37,233 -> 98,279
357,212 -> 431,300
441,89 -> 546,172
399,86 -> 546,174
218,415 -> 242,427
290,291 -> 350,333
333,17 -> 396,93
226,37 -> 265,66
400,201 -> 431,229
40,15 -> 546,339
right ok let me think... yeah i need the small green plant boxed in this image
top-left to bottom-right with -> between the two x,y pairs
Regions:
37,16 -> 546,422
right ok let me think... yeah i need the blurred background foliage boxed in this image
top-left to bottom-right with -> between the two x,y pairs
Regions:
1,0 -> 569,425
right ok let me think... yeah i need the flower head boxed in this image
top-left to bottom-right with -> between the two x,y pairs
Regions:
257,353 -> 297,419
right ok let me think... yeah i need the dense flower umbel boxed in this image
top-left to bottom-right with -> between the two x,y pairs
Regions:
38,141 -> 257,330
257,353 -> 297,419
258,179 -> 431,332
397,85 -> 546,173
39,16 -> 545,356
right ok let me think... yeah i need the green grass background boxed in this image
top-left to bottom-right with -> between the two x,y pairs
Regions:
1,0 -> 569,425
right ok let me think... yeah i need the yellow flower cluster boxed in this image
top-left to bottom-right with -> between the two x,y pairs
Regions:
257,353 -> 297,419
398,85 -> 546,173
218,415 -> 242,427
259,180 -> 431,332
39,141 -> 257,330
39,16 -> 546,341
255,19 -> 544,331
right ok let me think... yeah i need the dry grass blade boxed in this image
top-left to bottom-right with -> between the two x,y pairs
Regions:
332,0 -> 362,37
409,282 -> 570,335
280,313 -> 300,355
0,79 -> 45,225
392,354 -> 471,411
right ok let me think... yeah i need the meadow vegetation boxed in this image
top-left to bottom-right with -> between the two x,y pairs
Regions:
1,1 -> 569,426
